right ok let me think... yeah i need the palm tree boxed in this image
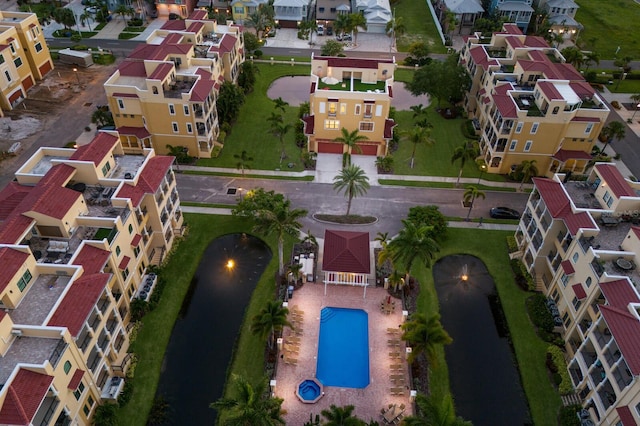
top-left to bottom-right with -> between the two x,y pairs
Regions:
254,199 -> 307,276
273,97 -> 289,113
245,10 -> 268,38
583,51 -> 600,71
560,46 -> 584,69
385,15 -> 405,52
631,93 -> 640,121
271,121 -> 292,166
333,164 -> 370,216
349,13 -> 367,46
251,300 -> 293,348
463,186 -> 486,221
401,313 -> 452,364
410,103 -> 429,120
210,374 -> 285,425
600,120 -> 626,154
79,11 -> 93,31
114,4 -> 132,22
267,111 -> 283,126
518,160 -> 538,191
334,14 -> 351,39
403,393 -> 472,426
288,262 -> 303,284
384,219 -> 439,285
320,404 -> 364,426
404,126 -> 435,169
334,128 -> 368,166
374,231 -> 390,248
386,269 -> 405,291
234,150 -> 253,176
451,142 -> 479,187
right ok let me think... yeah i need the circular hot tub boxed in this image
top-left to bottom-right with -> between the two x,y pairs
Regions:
296,378 -> 324,403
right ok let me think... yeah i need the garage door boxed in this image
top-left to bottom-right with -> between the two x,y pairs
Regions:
39,60 -> 53,77
22,75 -> 34,91
356,143 -> 378,155
318,142 -> 343,154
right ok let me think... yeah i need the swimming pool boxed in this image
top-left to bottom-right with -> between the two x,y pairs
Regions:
316,307 -> 370,388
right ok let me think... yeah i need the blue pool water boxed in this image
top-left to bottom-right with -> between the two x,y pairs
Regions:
316,307 -> 370,388
298,380 -> 321,401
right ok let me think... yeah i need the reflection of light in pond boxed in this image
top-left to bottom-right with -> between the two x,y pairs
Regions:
226,259 -> 235,269
460,264 -> 469,282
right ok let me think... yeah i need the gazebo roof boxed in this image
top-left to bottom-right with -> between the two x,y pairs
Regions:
322,230 -> 370,274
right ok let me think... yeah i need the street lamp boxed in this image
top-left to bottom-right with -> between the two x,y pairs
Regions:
477,163 -> 487,184
73,68 -> 81,85
632,103 -> 640,122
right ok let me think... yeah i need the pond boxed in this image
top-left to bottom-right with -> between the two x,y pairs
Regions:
267,76 -> 428,110
433,254 -> 532,426
155,233 -> 272,424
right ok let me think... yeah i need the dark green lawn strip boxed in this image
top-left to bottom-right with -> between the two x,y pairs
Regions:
393,0 -> 446,53
379,179 -> 516,192
182,170 -> 314,180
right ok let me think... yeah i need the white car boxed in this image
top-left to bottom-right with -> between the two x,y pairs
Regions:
317,25 -> 324,36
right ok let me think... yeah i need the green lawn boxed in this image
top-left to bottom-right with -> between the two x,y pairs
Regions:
379,179 -> 515,191
116,214 -> 294,425
576,0 -> 640,59
410,228 -> 561,424
394,0 -> 446,53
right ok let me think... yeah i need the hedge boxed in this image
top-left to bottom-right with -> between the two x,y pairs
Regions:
547,345 -> 573,395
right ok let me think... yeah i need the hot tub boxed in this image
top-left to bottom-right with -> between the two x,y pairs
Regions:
296,378 -> 324,403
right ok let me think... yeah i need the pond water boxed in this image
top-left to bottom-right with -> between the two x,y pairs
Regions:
155,233 -> 272,424
433,254 -> 532,426
267,76 -> 428,110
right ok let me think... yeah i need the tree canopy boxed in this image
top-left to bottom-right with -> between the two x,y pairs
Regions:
407,55 -> 471,107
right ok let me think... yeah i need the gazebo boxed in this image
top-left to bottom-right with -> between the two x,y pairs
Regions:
321,230 -> 371,297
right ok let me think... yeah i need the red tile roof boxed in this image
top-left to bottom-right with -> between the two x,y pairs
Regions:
0,369 -> 54,425
322,230 -> 370,273
188,9 -> 208,20
67,369 -> 85,390
0,182 -> 31,220
538,81 -> 563,100
502,23 -> 522,35
73,245 -> 111,274
572,283 -> 586,299
0,215 -> 35,245
469,46 -> 499,71
595,164 -> 636,198
210,33 -> 237,55
569,81 -> 596,99
70,132 -> 118,165
505,36 -> 525,49
119,256 -> 131,270
0,248 -> 29,293
632,226 -> 640,240
616,406 -> 635,426
600,304 -> 640,375
191,69 -> 215,102
523,36 -> 549,48
131,234 -> 142,247
600,279 -> 640,308
302,115 -> 314,135
47,273 -> 110,336
148,62 -> 174,81
116,126 -> 151,139
161,20 -> 186,31
532,178 -> 597,235
116,156 -> 174,207
317,56 -> 393,70
493,94 -> 518,118
561,260 -> 575,275
552,149 -> 592,162
186,21 -> 205,33
117,60 -> 147,77
384,119 -> 396,139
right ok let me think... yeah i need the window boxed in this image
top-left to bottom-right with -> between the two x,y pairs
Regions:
572,252 -> 579,263
552,106 -> 559,114
13,57 -> 22,68
16,269 -> 32,292
183,105 -> 189,115
169,104 -> 175,115
5,70 -> 11,82
524,140 -> 533,152
355,104 -> 361,115
359,122 -> 374,131
562,311 -> 571,327
319,102 -> 326,113
530,122 -> 539,134
324,119 -> 340,129
330,7 -> 336,12
121,268 -> 130,280
561,273 -> 569,287
585,277 -> 592,288
234,6 -> 244,13
585,123 -> 593,134
101,162 -> 111,176
9,43 -> 15,54
186,123 -> 193,133
63,361 -> 72,374
74,382 -> 85,400
115,246 -> 121,256
133,246 -> 141,258
328,102 -> 337,116
117,99 -> 124,109
515,122 -> 523,133
0,54 -> 4,64
319,6 -> 325,12
172,122 -> 179,133
572,296 -> 582,311
509,140 -> 518,151
340,103 -> 347,114
375,105 -> 383,116
128,224 -> 133,234
364,104 -> 373,118
603,191 -> 613,208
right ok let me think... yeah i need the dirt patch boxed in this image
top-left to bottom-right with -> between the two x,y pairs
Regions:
0,116 -> 43,142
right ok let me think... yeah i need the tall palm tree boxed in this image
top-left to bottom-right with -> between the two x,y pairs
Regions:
386,269 -> 405,291
463,186 -> 486,221
273,97 -> 289,113
320,404 -> 364,426
374,231 -> 390,248
403,393 -> 472,426
333,164 -> 370,216
267,111 -> 283,126
384,219 -> 439,285
404,126 -> 435,169
600,120 -> 626,154
410,103 -> 429,120
401,313 -> 452,365
288,262 -> 303,284
271,121 -> 292,166
253,199 -> 307,276
334,14 -> 351,39
334,128 -> 368,166
385,15 -> 405,51
210,374 -> 285,426
245,10 -> 268,38
251,300 -> 293,348
451,142 -> 479,187
349,13 -> 367,46
631,93 -> 640,121
79,11 -> 93,31
518,160 -> 539,191
234,150 -> 253,176
583,51 -> 600,71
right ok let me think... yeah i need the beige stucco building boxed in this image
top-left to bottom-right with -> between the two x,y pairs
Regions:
302,55 -> 397,158
460,24 -> 610,177
104,10 -> 245,158
0,11 -> 53,116
0,131 -> 183,424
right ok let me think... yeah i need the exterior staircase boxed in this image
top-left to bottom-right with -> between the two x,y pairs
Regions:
561,393 -> 582,406
535,276 -> 546,292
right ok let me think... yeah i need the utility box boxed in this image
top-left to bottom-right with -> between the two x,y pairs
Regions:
58,49 -> 93,67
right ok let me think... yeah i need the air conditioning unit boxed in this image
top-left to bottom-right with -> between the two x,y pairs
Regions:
11,330 -> 23,337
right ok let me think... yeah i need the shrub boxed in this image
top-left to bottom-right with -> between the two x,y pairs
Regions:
510,259 -> 535,291
461,120 -> 476,138
407,205 -> 448,241
117,380 -> 134,406
526,294 -> 554,333
611,100 -> 621,110
71,44 -> 89,51
211,146 -> 222,157
558,405 -> 582,426
506,235 -> 518,253
128,18 -> 143,26
547,345 -> 573,395
254,49 -> 263,58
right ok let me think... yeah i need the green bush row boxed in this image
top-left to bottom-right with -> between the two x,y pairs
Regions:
526,294 -> 554,333
547,345 -> 574,395
510,258 -> 535,291
506,235 -> 518,253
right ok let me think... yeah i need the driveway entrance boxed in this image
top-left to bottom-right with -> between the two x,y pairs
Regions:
315,153 -> 378,185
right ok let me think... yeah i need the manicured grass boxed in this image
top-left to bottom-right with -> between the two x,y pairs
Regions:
196,64 -> 310,170
379,179 -> 516,192
118,33 -> 139,40
575,0 -> 640,60
394,67 -> 416,84
394,0 -> 446,53
182,170 -> 314,180
180,201 -> 235,208
606,78 -> 640,94
411,228 -> 561,424
256,55 -> 312,62
116,214 -> 294,425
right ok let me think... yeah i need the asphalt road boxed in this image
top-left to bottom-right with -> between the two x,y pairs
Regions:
175,174 -> 530,236
602,109 -> 640,179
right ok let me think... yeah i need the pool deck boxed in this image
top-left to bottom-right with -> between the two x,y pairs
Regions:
276,283 -> 413,424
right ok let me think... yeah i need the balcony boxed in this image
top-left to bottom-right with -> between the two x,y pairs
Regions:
163,78 -> 197,99
596,380 -> 616,411
569,363 -> 584,387
317,78 -> 386,93
100,377 -> 125,400
589,360 -> 606,386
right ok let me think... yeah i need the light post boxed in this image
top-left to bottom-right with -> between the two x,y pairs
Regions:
477,163 -> 487,184
73,68 -> 81,85
632,103 -> 640,122
75,14 -> 82,39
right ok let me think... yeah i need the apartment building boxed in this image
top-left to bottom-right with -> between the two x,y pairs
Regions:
515,165 -> 640,425
0,11 -> 53,116
154,0 -> 198,19
487,0 -> 533,32
460,24 -> 609,177
0,131 -> 182,424
301,55 -> 397,158
104,10 -> 245,158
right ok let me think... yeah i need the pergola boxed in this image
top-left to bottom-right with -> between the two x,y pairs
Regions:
321,230 -> 371,298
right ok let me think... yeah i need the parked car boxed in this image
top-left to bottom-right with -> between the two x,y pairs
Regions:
489,207 -> 521,220
86,6 -> 99,14
326,26 -> 333,36
317,24 -> 324,36
337,33 -> 352,41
